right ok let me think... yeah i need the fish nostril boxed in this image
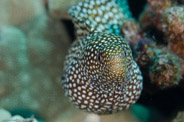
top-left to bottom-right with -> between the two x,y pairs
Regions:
119,53 -> 124,57
110,55 -> 114,60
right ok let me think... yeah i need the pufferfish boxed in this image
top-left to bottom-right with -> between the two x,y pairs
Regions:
62,0 -> 143,114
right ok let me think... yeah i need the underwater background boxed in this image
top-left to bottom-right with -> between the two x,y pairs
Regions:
0,0 -> 184,122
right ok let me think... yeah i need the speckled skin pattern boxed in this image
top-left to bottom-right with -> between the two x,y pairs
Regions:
62,33 -> 143,114
69,0 -> 131,36
62,0 -> 143,114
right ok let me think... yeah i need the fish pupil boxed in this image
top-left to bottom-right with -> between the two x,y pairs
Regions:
97,52 -> 103,63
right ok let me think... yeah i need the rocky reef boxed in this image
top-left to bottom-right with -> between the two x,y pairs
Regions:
0,0 -> 183,122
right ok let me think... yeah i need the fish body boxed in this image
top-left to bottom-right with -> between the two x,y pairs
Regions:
62,33 -> 142,114
62,0 -> 143,114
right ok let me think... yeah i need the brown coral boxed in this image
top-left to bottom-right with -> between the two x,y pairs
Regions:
164,7 -> 184,59
139,1 -> 184,76
149,52 -> 182,88
134,39 -> 182,89
121,19 -> 145,47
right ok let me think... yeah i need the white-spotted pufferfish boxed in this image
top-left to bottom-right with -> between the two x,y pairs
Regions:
62,0 -> 143,114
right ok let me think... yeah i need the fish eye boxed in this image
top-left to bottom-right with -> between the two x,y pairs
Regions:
124,50 -> 127,56
97,52 -> 103,63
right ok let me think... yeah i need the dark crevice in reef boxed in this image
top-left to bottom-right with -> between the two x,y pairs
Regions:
138,84 -> 184,121
128,0 -> 147,19
61,19 -> 75,42
143,26 -> 168,45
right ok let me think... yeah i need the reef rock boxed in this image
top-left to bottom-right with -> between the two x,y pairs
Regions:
0,12 -> 71,122
48,0 -> 85,19
0,0 -> 44,26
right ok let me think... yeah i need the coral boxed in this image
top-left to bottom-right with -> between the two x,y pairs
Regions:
140,1 -> 184,61
139,0 -> 175,33
0,0 -> 44,26
139,0 -> 184,80
0,5 -> 71,122
0,108 -> 12,121
121,19 -> 145,47
164,6 -> 184,36
164,6 -> 184,59
0,108 -> 38,122
149,50 -> 182,88
147,0 -> 174,13
140,6 -> 164,33
0,26 -> 29,100
134,39 -> 182,89
133,38 -> 152,68
172,111 -> 184,122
